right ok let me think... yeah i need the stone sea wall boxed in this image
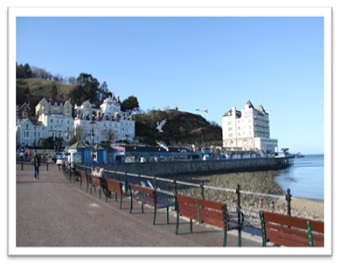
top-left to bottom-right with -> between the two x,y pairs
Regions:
104,157 -> 291,177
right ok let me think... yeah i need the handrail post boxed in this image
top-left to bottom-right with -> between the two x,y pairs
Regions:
200,180 -> 205,200
153,176 -> 157,190
285,188 -> 292,216
138,172 -> 141,186
174,177 -> 177,195
236,184 -> 242,247
124,171 -> 129,196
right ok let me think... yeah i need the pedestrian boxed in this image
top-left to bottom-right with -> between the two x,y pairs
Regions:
259,197 -> 264,209
31,153 -> 41,180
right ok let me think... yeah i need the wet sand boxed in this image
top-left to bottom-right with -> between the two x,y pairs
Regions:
175,170 -> 324,225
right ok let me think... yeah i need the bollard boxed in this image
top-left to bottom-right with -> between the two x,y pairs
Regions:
236,184 -> 242,247
285,188 -> 292,216
46,162 -> 49,171
21,159 -> 24,171
200,180 -> 205,200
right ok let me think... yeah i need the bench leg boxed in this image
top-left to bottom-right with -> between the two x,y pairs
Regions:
166,207 -> 169,224
119,194 -> 122,209
176,211 -> 179,235
153,207 -> 156,225
223,227 -> 227,247
238,228 -> 242,247
130,195 -> 133,214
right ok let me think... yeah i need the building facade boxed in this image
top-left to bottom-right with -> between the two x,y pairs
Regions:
73,95 -> 135,145
16,95 -> 135,149
222,100 -> 278,153
16,118 -> 46,148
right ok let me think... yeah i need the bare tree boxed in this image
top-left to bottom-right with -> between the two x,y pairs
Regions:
101,128 -> 117,144
75,125 -> 86,143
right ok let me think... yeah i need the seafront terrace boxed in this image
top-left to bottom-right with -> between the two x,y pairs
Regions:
14,163 -> 264,253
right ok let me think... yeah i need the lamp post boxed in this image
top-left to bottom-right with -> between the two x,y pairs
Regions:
90,116 -> 96,171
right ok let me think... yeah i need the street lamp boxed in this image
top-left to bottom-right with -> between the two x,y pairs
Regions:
90,116 -> 96,170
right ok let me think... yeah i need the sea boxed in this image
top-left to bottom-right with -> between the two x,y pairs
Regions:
274,154 -> 325,201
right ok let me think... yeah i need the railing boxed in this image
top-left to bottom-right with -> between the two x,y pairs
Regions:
76,164 -> 295,229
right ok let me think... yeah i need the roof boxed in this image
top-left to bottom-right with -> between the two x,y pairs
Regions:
68,142 -> 91,149
245,100 -> 255,109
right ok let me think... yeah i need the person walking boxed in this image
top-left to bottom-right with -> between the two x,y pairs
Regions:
31,153 -> 41,180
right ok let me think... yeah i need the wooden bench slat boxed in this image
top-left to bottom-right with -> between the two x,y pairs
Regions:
175,195 -> 241,247
266,228 -> 310,246
260,211 -> 324,247
104,179 -> 124,208
129,184 -> 171,225
266,234 -> 309,247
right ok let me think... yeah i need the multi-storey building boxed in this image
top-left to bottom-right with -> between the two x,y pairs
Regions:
17,98 -> 74,148
73,95 -> 135,145
16,103 -> 31,124
17,94 -> 136,149
222,100 -> 278,153
16,118 -> 46,148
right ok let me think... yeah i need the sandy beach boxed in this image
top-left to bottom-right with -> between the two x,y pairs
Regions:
174,170 -> 324,227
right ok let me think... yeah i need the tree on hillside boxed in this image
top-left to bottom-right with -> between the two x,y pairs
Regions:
97,81 -> 111,102
31,66 -> 51,80
51,85 -> 58,99
68,76 -> 77,85
16,63 -> 34,79
121,96 -> 139,114
76,73 -> 100,104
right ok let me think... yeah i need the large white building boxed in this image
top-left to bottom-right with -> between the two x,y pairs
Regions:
73,95 -> 135,145
222,100 -> 278,153
16,94 -> 135,149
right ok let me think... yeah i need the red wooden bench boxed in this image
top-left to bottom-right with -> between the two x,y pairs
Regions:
79,171 -> 89,192
90,174 -> 103,198
259,211 -> 324,247
105,179 -> 124,209
175,195 -> 198,234
129,184 -> 171,225
175,195 -> 244,247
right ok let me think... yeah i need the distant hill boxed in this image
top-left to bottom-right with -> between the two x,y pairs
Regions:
16,78 -> 76,108
133,109 -> 222,147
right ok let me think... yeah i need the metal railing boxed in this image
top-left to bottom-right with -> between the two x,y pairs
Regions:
76,164 -> 295,228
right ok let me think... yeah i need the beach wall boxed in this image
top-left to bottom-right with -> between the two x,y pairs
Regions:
104,157 -> 291,177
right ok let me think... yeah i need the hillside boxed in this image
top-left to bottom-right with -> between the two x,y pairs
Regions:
16,77 -> 222,147
133,109 -> 222,147
16,78 -> 76,108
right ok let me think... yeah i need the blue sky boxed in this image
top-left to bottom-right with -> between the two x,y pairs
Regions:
16,16 -> 325,154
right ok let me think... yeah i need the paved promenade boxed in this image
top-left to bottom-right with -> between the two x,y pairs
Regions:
15,163 -> 263,254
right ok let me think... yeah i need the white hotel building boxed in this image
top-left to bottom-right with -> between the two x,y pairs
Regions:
73,95 -> 135,145
222,100 -> 278,153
